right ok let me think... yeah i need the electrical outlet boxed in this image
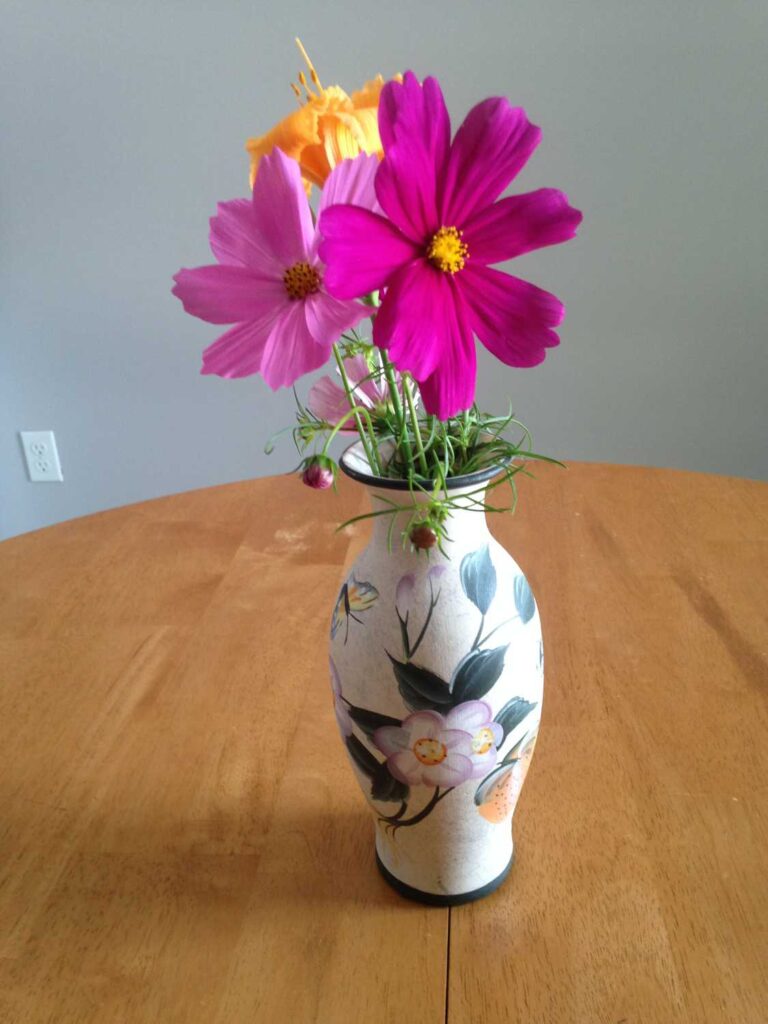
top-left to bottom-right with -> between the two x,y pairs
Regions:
20,431 -> 64,482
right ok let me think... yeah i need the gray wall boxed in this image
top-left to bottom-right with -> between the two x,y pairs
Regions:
2,0 -> 767,539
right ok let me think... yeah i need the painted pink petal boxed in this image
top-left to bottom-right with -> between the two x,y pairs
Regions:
173,265 -> 286,325
307,375 -> 355,427
490,722 -> 504,747
372,260 -> 443,381
468,749 -> 497,780
260,301 -> 329,390
388,749 -> 421,785
440,729 -> 475,756
462,189 -> 583,265
304,292 -> 369,348
373,725 -> 409,757
200,312 -> 281,378
402,710 -> 447,742
319,205 -> 419,299
445,700 -> 493,732
440,100 -> 541,226
416,278 -> 476,419
429,753 -> 474,787
375,73 -> 450,241
251,148 -> 314,266
209,198 -> 282,274
460,264 -> 563,368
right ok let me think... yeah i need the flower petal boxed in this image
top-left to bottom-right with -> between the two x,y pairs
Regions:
209,198 -> 282,274
460,264 -> 563,367
200,313 -> 281,378
307,375 -> 356,427
344,353 -> 386,406
172,265 -> 285,325
402,710 -> 446,742
373,725 -> 410,756
490,722 -> 504,747
441,729 -> 475,755
445,700 -> 493,732
376,73 -> 450,241
318,153 -> 382,215
260,302 -> 330,390
468,749 -> 497,780
429,753 -> 474,787
304,291 -> 369,348
372,260 -> 444,381
414,276 -> 477,418
462,189 -> 583,265
251,148 -> 315,265
440,100 -> 541,226
388,750 -> 421,785
319,205 -> 418,299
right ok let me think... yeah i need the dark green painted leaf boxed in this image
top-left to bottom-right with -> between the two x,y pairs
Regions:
370,762 -> 410,803
345,733 -> 381,779
514,574 -> 536,624
387,653 -> 452,711
495,697 -> 537,743
460,545 -> 497,614
346,704 -> 402,740
397,611 -> 411,660
474,763 -> 514,805
450,645 -> 508,704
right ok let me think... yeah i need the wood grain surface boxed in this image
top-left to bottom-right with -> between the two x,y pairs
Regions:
0,464 -> 766,1023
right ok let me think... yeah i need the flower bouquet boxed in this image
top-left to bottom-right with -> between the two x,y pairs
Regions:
173,42 -> 581,904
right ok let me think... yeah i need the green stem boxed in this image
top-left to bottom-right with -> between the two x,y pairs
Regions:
403,375 -> 429,478
332,343 -> 383,476
380,350 -> 414,477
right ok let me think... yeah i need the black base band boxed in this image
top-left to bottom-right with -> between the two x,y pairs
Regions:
375,850 -> 514,907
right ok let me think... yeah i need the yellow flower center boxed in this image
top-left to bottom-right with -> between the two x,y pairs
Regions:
283,261 -> 321,300
427,226 -> 469,274
413,737 -> 448,766
472,727 -> 496,756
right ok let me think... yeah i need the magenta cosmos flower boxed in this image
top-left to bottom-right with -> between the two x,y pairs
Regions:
319,73 -> 583,418
172,151 -> 380,388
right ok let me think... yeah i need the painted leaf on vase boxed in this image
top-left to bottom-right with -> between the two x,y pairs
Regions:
460,545 -> 497,615
387,653 -> 453,711
450,645 -> 509,704
513,574 -> 535,625
345,733 -> 381,778
346,704 -> 403,740
494,696 -> 537,744
370,762 -> 410,804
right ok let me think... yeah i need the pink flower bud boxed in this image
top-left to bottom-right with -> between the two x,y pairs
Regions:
302,458 -> 334,490
395,572 -> 416,614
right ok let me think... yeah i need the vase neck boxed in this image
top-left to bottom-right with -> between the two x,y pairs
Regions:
366,484 -> 492,558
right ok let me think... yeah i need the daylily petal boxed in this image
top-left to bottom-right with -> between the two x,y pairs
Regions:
251,148 -> 315,265
200,313 -> 281,378
460,264 -> 563,367
303,291 -> 369,348
429,753 -> 474,787
445,700 -> 493,732
319,205 -> 418,299
415,276 -> 476,418
372,260 -> 443,381
172,265 -> 285,325
376,73 -> 450,240
208,199 -> 282,274
260,302 -> 329,390
463,189 -> 583,265
440,100 -> 541,226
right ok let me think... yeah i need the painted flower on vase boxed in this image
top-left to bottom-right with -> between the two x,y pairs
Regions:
329,657 -> 354,738
319,72 -> 583,418
373,710 -> 474,788
172,151 -> 380,389
444,700 -> 503,779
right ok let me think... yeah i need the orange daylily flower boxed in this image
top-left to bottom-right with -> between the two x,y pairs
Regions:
246,40 -> 396,192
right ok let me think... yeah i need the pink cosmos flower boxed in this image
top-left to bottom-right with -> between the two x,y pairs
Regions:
172,151 -> 380,389
307,353 -> 394,428
373,710 -> 474,788
444,700 -> 503,779
319,73 -> 583,418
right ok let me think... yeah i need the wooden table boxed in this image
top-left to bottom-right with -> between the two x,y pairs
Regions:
1,464 -> 766,1023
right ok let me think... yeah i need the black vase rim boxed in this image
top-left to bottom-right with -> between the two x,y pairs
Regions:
339,440 -> 510,493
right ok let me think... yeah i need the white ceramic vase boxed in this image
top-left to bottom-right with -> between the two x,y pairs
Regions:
329,443 -> 543,905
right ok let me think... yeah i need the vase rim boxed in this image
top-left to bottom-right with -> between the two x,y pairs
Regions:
339,440 -> 509,493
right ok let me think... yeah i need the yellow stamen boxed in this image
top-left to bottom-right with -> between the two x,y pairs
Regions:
295,37 -> 323,90
283,261 -> 321,300
427,226 -> 469,274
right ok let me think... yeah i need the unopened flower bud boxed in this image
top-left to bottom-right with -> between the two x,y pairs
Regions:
302,456 -> 334,490
410,524 -> 438,550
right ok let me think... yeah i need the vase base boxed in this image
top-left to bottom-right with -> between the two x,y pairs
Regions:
375,850 -> 514,907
